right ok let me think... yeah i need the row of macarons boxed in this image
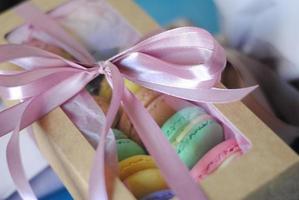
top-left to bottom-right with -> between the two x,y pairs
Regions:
100,80 -> 223,150
98,81 -> 224,169
114,129 -> 172,199
112,105 -> 224,199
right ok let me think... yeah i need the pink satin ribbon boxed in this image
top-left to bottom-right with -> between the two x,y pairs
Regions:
0,2 -> 257,200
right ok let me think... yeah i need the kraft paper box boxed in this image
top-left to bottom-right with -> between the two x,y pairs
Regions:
0,0 -> 299,200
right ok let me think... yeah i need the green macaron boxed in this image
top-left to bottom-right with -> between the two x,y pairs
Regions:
176,119 -> 223,168
161,106 -> 206,143
113,129 -> 146,161
116,138 -> 147,161
113,129 -> 128,140
162,106 -> 224,169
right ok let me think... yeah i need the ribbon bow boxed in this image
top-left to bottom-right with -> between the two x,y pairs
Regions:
0,3 -> 257,200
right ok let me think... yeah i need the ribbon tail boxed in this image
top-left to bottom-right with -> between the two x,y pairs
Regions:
4,71 -> 96,199
121,88 -> 208,200
0,101 -> 29,136
0,72 -> 91,137
0,71 -> 78,100
89,63 -> 124,200
6,100 -> 38,200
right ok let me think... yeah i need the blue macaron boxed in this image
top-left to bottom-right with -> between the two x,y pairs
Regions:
140,189 -> 174,200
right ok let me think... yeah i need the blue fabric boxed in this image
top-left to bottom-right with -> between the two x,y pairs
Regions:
135,0 -> 219,33
40,189 -> 72,200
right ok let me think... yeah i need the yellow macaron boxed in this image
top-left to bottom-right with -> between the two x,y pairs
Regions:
99,79 -> 141,101
119,155 -> 168,199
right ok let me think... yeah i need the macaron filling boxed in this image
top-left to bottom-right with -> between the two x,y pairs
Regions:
162,106 -> 206,143
172,114 -> 213,146
176,120 -> 224,168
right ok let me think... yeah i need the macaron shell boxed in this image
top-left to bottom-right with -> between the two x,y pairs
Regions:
172,114 -> 213,146
177,120 -> 224,168
128,95 -> 176,145
93,96 -> 109,114
161,106 -> 206,143
146,95 -> 176,127
119,155 -> 156,180
116,139 -> 146,161
217,151 -> 241,171
118,88 -> 160,144
124,79 -> 141,94
140,189 -> 174,200
124,168 -> 168,199
99,79 -> 140,101
93,95 -> 120,126
99,78 -> 112,101
112,129 -> 128,140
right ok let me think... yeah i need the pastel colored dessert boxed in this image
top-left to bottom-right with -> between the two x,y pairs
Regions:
119,88 -> 160,136
113,129 -> 146,161
93,96 -> 109,114
118,88 -> 175,145
93,96 -> 121,127
161,106 -> 224,169
140,189 -> 174,200
119,155 -> 168,199
112,129 -> 128,140
125,79 -> 141,94
99,78 -> 141,101
99,78 -> 112,101
190,138 -> 241,181
116,139 -> 146,161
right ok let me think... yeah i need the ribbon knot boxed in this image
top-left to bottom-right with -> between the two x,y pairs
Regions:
85,61 -> 111,79
99,61 -> 113,79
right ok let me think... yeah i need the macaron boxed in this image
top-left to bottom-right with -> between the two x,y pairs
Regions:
118,88 -> 160,137
146,95 -> 176,127
93,96 -> 109,114
119,155 -> 156,180
119,155 -> 168,198
161,106 -> 206,143
125,79 -> 141,94
162,106 -> 224,169
93,96 -> 120,127
112,129 -> 128,140
116,138 -> 146,161
118,88 -> 175,145
140,189 -> 174,200
113,129 -> 146,161
99,78 -> 141,101
99,78 -> 112,101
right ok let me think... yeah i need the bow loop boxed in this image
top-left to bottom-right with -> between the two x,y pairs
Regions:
108,27 -> 227,94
